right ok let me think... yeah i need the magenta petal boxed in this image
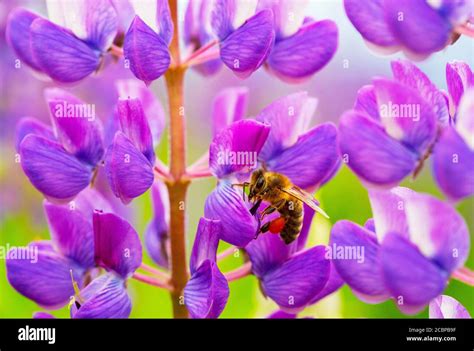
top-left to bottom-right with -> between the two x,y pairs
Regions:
6,8 -> 42,71
20,135 -> 92,200
432,126 -> 474,201
391,60 -> 449,125
117,98 -> 155,164
268,123 -> 340,189
45,88 -> 104,166
384,0 -> 451,54
93,212 -> 142,278
219,9 -> 275,78
123,16 -> 171,85
354,85 -> 380,121
262,246 -> 330,309
184,260 -> 229,319
373,77 -> 437,154
15,117 -> 54,152
30,18 -> 100,83
204,183 -> 258,247
209,119 -> 270,178
44,202 -> 94,268
330,220 -> 390,299
446,61 -> 474,110
429,295 -> 471,319
338,111 -> 418,186
6,242 -> 84,308
72,273 -> 131,319
33,312 -> 55,319
190,218 -> 221,273
381,233 -> 448,309
257,92 -> 316,161
212,87 -> 249,137
105,132 -> 154,204
344,0 -> 398,46
267,19 -> 338,82
267,310 -> 297,319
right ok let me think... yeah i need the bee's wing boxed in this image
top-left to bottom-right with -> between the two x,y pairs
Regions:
279,186 -> 330,219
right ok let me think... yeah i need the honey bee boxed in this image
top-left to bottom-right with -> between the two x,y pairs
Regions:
233,169 -> 329,244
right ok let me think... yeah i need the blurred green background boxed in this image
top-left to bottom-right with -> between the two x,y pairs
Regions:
0,0 -> 473,318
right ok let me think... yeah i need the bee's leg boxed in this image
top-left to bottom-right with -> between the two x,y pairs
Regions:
255,222 -> 270,239
260,199 -> 286,219
249,198 -> 262,216
231,182 -> 250,201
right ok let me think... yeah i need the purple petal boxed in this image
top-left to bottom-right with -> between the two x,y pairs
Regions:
258,0 -> 308,39
72,273 -> 131,319
30,18 -> 100,83
184,260 -> 229,319
246,231 -> 297,278
267,123 -> 340,189
446,61 -> 474,110
262,245 -> 330,310
403,192 -> 470,273
156,0 -> 174,45
15,117 -> 54,152
211,0 -> 238,40
391,60 -> 450,125
330,220 -> 390,300
219,9 -> 275,79
429,295 -> 471,319
5,8 -> 42,71
267,19 -> 338,82
144,181 -> 170,269
93,212 -> 142,278
384,0 -> 451,54
117,98 -> 155,164
373,77 -> 437,154
309,260 -> 344,304
45,88 -> 104,166
257,92 -> 316,161
104,132 -> 154,204
344,0 -> 398,46
209,119 -> 270,178
204,182 -> 258,247
381,232 -> 448,310
20,135 -> 92,200
123,16 -> 171,85
44,201 -> 94,268
456,88 -> 474,149
267,310 -> 297,319
212,87 -> 249,137
6,242 -> 84,308
190,217 -> 221,273
354,85 -> 380,121
432,126 -> 474,201
116,79 -> 166,145
33,312 -> 55,319
338,111 -> 418,186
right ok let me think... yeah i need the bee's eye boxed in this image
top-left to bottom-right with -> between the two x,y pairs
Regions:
256,177 -> 264,189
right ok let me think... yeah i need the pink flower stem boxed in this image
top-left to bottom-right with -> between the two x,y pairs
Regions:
109,44 -> 124,58
224,262 -> 253,282
183,39 -> 219,66
451,267 -> 474,286
217,246 -> 239,261
187,152 -> 209,172
132,272 -> 173,291
139,263 -> 171,281
185,169 -> 213,179
455,23 -> 474,38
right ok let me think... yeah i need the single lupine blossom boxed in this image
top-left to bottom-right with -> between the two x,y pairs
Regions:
330,187 -> 470,314
429,295 -> 471,319
6,0 -> 119,82
105,97 -> 156,204
183,218 -> 230,318
432,62 -> 474,200
246,207 -> 343,311
205,91 -> 339,247
69,211 -> 142,318
17,89 -> 104,201
123,0 -> 173,85
344,0 -> 473,56
6,189 -> 111,309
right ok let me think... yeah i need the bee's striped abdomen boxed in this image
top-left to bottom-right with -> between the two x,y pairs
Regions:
279,200 -> 303,244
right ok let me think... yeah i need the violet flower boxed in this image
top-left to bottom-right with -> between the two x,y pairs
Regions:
16,89 -> 104,201
344,0 -> 473,56
432,62 -> 474,200
6,0 -> 119,82
123,0 -> 173,85
104,97 -> 156,204
330,187 -> 470,314
429,295 -> 471,318
205,91 -> 340,247
183,218 -> 230,319
6,189 -> 111,309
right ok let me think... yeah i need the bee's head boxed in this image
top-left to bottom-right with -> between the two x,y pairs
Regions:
249,169 -> 266,201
